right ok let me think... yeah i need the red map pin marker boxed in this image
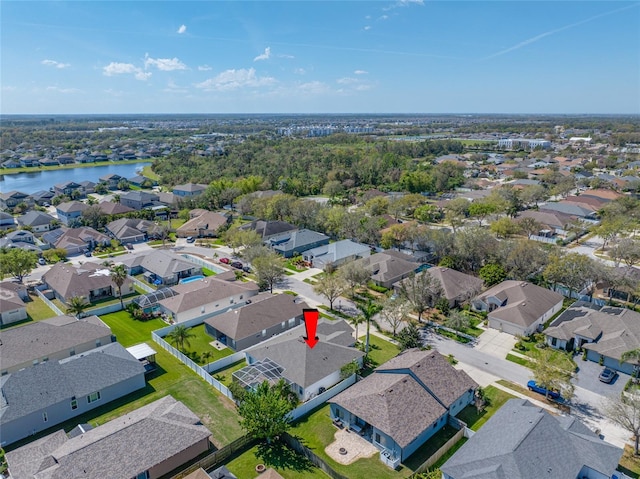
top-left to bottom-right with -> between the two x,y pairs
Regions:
303,309 -> 319,349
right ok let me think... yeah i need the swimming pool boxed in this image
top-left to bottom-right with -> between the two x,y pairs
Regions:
179,275 -> 205,284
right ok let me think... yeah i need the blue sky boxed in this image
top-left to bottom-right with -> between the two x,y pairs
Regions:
1,1 -> 639,114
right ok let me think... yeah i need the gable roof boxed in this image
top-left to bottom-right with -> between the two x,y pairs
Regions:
158,275 -> 259,314
517,209 -> 576,230
0,343 -> 144,425
5,395 -> 211,479
303,240 -> 371,263
268,229 -> 330,253
173,183 -> 207,193
0,315 -> 112,372
355,251 -> 421,284
476,281 -> 563,328
106,218 -> 160,240
56,201 -> 87,214
330,350 -> 476,449
441,399 -> 622,479
205,293 -> 309,340
177,211 -> 229,234
245,319 -> 363,388
124,250 -> 197,278
97,201 -> 134,215
17,210 -> 55,227
51,226 -> 111,250
424,267 -> 484,303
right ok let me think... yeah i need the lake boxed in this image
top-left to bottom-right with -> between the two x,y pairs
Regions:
0,162 -> 152,194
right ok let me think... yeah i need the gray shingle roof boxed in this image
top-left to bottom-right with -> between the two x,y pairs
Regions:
441,399 -> 623,479
5,395 -> 211,479
205,293 -> 309,341
0,284 -> 26,311
43,262 -> 131,302
245,319 -> 363,388
137,250 -> 197,278
1,343 -> 144,424
423,267 -> 484,303
269,229 -> 330,253
17,211 -> 55,227
56,201 -> 87,214
239,220 -> 297,238
0,315 -> 112,371
355,251 -> 419,284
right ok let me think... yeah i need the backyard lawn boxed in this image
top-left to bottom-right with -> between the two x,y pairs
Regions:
224,443 -> 327,479
180,324 -> 234,365
290,404 -> 412,479
98,310 -> 166,346
211,359 -> 247,386
455,385 -> 516,431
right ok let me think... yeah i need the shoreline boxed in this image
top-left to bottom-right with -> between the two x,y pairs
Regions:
0,159 -> 153,176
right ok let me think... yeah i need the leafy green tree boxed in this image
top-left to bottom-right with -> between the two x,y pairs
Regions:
397,323 -> 421,351
253,251 -> 285,293
398,272 -> 443,322
445,311 -> 471,331
479,263 -> 507,287
518,217 -> 543,239
66,295 -> 90,318
0,248 -> 37,283
468,200 -> 498,227
490,216 -> 519,238
338,260 -> 371,297
529,348 -> 575,401
110,264 -> 128,309
43,248 -> 67,263
313,272 -> 347,310
81,204 -> 106,229
166,325 -> 195,352
414,204 -> 442,223
340,360 -> 360,379
238,381 -> 294,443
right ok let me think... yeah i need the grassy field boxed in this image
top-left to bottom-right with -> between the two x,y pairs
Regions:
455,385 -> 516,431
141,165 -> 159,180
0,159 -> 152,175
98,310 -> 166,346
506,353 -> 534,368
225,443 -> 327,479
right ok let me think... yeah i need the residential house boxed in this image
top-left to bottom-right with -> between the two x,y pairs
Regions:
97,200 -> 135,216
176,210 -> 231,238
0,283 -> 27,326
268,229 -> 331,258
17,210 -> 56,233
53,181 -> 84,198
441,399 -> 623,479
158,191 -> 178,207
329,349 -> 477,467
205,292 -> 309,350
55,154 -> 75,164
155,273 -> 259,322
106,217 -> 161,244
302,239 -> 371,269
120,190 -> 160,210
0,212 -> 15,230
173,183 -> 207,197
5,395 -> 212,479
79,180 -> 96,194
238,319 -> 364,402
121,249 -> 202,286
99,173 -> 124,189
353,251 -> 423,289
1,159 -> 20,169
517,209 -> 576,236
0,191 -> 32,211
46,226 -> 111,256
545,302 -> 640,374
30,190 -> 55,206
539,201 -> 598,220
0,314 -> 114,375
238,220 -> 298,240
472,281 -> 564,336
128,174 -> 156,187
19,156 -> 39,167
43,262 -> 134,305
420,266 -> 484,308
55,201 -> 88,226
37,158 -> 59,167
0,230 -> 41,254
0,342 -> 145,446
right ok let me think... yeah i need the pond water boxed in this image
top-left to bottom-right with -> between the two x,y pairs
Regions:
0,162 -> 152,194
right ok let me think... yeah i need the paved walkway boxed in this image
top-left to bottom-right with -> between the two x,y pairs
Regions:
325,429 -> 379,465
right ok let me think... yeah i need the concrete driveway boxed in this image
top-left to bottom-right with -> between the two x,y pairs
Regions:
475,328 -> 517,359
574,357 -> 628,397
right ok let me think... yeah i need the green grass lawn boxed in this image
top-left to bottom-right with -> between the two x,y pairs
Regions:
506,353 -> 534,368
455,385 -> 516,431
225,443 -> 327,479
98,310 -> 166,346
402,424 -> 459,471
358,335 -> 401,376
290,404 -> 412,479
211,359 -> 247,386
181,323 -> 233,365
619,446 -> 640,478
26,293 -> 57,320
202,267 -> 216,276
142,165 -> 159,180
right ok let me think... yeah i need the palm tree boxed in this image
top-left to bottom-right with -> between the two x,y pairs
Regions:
357,299 -> 382,357
113,193 -> 121,204
110,264 -> 128,309
66,295 -> 89,318
166,325 -> 195,352
349,315 -> 364,344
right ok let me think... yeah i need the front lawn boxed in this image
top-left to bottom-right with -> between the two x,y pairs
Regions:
290,404 -> 412,479
506,353 -> 534,368
98,310 -> 166,346
619,445 -> 640,478
455,385 -> 516,431
225,443 -> 326,479
358,335 -> 401,376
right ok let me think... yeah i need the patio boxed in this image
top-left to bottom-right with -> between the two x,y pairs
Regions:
325,428 -> 379,465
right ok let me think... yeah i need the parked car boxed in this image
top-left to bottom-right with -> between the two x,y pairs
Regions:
599,367 -> 617,383
527,380 -> 561,400
125,243 -> 134,250
231,261 -> 243,269
186,236 -> 195,243
38,257 -> 47,266
242,265 -> 251,273
219,257 -> 230,264
84,251 -> 92,257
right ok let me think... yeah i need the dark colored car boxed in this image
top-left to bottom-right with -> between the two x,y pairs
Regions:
527,380 -> 561,400
231,261 -> 243,269
84,251 -> 92,257
599,367 -> 617,383
186,236 -> 195,243
242,266 -> 251,273
125,244 -> 134,250
219,257 -> 230,264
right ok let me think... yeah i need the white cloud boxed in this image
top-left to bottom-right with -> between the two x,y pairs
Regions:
383,0 -> 423,11
354,70 -> 368,75
46,86 -> 82,94
164,80 -> 188,93
294,68 -> 306,75
198,64 -> 213,71
41,59 -> 70,69
144,54 -> 187,71
103,62 -> 151,81
177,24 -> 187,34
295,81 -> 331,95
364,25 -> 372,31
379,15 -> 389,20
253,47 -> 271,62
195,68 -> 276,91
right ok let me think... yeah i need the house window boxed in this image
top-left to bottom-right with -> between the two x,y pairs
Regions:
136,472 -> 150,479
551,337 -> 557,347
69,349 -> 75,357
282,321 -> 286,329
262,329 -> 267,336
87,391 -> 101,403
71,399 -> 78,410
375,433 -> 381,443
288,318 -> 295,327
33,359 -> 39,365
239,295 -> 243,300
96,340 -> 101,347
43,412 -> 48,422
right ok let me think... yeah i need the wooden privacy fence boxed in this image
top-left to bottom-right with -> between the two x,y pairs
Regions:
410,427 -> 465,476
281,433 -> 350,479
